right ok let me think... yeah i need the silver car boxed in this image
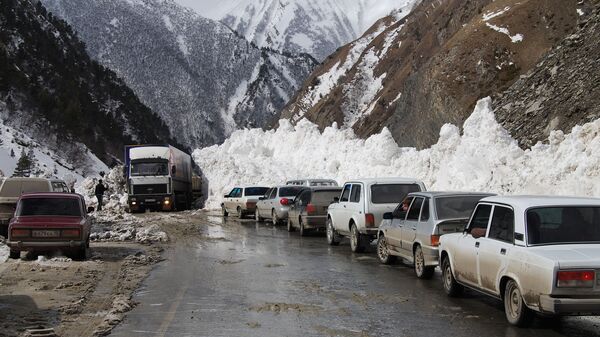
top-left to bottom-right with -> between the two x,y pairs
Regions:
255,186 -> 305,225
377,191 -> 494,279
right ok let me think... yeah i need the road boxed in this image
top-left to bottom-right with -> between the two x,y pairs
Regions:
111,213 -> 600,337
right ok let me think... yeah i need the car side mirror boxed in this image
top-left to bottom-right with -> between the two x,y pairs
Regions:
383,212 -> 393,220
224,194 -> 230,198
87,207 -> 95,214
333,197 -> 340,203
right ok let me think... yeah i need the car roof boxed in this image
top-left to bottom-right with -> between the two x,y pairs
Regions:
2,177 -> 50,182
306,186 -> 342,191
20,192 -> 82,199
344,177 -> 423,184
409,191 -> 496,198
287,179 -> 337,182
479,195 -> 600,208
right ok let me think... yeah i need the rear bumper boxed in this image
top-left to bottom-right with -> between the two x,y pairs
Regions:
539,295 -> 600,315
274,207 -> 290,219
7,240 -> 86,250
422,246 -> 440,267
359,227 -> 379,236
303,216 -> 327,229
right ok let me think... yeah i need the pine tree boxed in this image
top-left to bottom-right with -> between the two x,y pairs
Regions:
12,149 -> 32,177
10,149 -> 15,157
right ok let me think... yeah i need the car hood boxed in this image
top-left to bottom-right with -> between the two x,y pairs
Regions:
12,216 -> 84,227
529,245 -> 600,269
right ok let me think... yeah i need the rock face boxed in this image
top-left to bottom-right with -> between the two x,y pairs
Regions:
0,0 -> 174,167
41,0 -> 317,149
494,2 -> 600,148
281,0 -> 581,149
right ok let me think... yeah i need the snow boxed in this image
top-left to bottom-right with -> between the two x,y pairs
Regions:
194,97 -> 600,209
162,15 -> 174,32
0,243 -> 9,264
177,35 -> 190,57
109,18 -> 120,28
485,23 -> 523,43
482,6 -> 511,21
577,9 -> 584,16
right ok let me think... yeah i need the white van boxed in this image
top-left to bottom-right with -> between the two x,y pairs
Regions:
326,178 -> 426,252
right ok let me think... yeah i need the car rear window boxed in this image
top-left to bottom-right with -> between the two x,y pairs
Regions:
370,184 -> 421,204
435,196 -> 487,220
0,180 -> 22,197
245,187 -> 269,196
312,190 -> 341,205
18,198 -> 82,216
279,187 -> 304,197
527,207 -> 600,245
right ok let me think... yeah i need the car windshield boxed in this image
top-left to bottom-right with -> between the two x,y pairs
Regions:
312,190 -> 341,204
371,184 -> 421,204
131,162 -> 168,176
435,196 -> 486,220
279,187 -> 304,197
245,187 -> 269,196
527,207 -> 600,245
18,198 -> 81,216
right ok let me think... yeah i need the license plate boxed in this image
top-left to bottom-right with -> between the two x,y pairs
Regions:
32,230 -> 60,238
145,199 -> 156,203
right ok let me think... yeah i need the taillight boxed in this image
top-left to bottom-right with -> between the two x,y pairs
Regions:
430,235 -> 440,247
280,198 -> 290,206
365,213 -> 375,227
557,270 -> 595,288
62,229 -> 81,238
11,229 -> 30,238
306,204 -> 316,214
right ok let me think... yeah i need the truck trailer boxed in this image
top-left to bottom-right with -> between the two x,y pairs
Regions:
125,145 -> 193,212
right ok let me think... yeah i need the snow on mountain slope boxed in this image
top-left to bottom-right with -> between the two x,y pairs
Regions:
175,0 -> 420,61
195,98 -> 600,209
41,0 -> 317,149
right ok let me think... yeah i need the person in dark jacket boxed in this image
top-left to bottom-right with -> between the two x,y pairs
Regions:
95,180 -> 107,211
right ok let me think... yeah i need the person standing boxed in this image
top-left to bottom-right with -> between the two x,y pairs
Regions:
95,179 -> 107,211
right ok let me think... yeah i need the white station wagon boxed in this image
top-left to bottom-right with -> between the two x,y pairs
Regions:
439,196 -> 600,326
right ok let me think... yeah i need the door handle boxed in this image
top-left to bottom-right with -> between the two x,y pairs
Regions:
500,248 -> 507,255
475,242 -> 480,248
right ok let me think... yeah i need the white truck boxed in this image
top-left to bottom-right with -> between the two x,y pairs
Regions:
125,145 -> 193,212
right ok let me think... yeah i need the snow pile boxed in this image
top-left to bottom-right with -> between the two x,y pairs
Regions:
90,216 -> 168,244
77,166 -> 128,214
0,243 -> 9,264
194,97 -> 600,209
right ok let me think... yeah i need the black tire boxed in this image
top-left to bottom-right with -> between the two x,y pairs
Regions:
237,207 -> 244,219
376,235 -> 396,264
299,217 -> 308,237
272,210 -> 280,226
414,245 -> 435,279
442,256 -> 463,297
504,279 -> 534,327
287,217 -> 294,232
255,209 -> 264,222
73,246 -> 88,261
222,205 -> 228,217
350,223 -> 366,253
9,250 -> 20,259
326,218 -> 340,246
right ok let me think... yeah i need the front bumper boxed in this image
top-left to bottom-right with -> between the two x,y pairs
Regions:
8,240 -> 86,250
539,295 -> 600,315
129,195 -> 173,211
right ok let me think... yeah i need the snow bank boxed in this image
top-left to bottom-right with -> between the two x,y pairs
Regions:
0,243 -> 9,264
194,97 -> 600,209
76,166 -> 128,214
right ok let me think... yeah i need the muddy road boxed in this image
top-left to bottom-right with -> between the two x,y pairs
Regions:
109,213 -> 600,337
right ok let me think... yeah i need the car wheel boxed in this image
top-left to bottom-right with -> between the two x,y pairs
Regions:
73,246 -> 88,261
9,250 -> 20,259
255,210 -> 264,222
272,210 -> 280,226
350,223 -> 366,253
286,217 -> 294,232
222,205 -> 228,217
299,217 -> 307,237
504,279 -> 534,327
376,235 -> 396,264
442,256 -> 463,297
237,207 -> 244,219
414,245 -> 435,279
326,218 -> 340,246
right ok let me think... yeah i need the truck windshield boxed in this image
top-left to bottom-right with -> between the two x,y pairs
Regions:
527,207 -> 600,245
18,198 -> 81,216
371,184 -> 421,204
131,162 -> 168,176
244,187 -> 269,196
435,196 -> 486,220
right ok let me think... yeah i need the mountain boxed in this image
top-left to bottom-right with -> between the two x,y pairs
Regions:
41,0 -> 317,149
0,0 -> 174,175
176,0 -> 420,61
281,0 -> 582,149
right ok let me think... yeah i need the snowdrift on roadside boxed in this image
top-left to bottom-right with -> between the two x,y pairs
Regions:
194,97 -> 600,209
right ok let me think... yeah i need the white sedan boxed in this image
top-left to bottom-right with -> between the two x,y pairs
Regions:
439,196 -> 600,326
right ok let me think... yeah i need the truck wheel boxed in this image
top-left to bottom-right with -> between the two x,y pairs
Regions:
9,250 -> 20,259
73,246 -> 88,261
504,279 -> 534,327
222,205 -> 228,217
377,235 -> 396,264
414,245 -> 435,279
350,223 -> 366,253
326,218 -> 340,246
442,256 -> 463,297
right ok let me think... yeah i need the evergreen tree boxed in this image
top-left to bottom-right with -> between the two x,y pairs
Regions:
12,149 -> 32,177
10,149 -> 15,157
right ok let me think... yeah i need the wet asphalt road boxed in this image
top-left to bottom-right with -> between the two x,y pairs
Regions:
111,213 -> 600,337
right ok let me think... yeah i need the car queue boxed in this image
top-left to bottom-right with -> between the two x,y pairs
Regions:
222,177 -> 600,327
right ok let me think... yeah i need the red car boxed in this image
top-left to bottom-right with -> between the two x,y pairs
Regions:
7,193 -> 92,260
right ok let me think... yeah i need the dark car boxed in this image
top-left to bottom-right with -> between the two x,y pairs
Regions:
7,193 -> 92,260
287,186 -> 343,236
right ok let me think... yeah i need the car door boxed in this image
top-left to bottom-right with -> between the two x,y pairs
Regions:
333,184 -> 352,234
477,205 -> 515,294
386,197 -> 412,250
453,203 -> 493,287
268,188 -> 278,216
347,183 -> 363,228
257,188 -> 272,215
401,197 -> 424,253
224,188 -> 236,211
290,190 -> 309,226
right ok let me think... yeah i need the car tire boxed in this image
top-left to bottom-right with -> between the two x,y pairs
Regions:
350,223 -> 366,253
237,207 -> 244,219
442,256 -> 463,297
504,279 -> 534,327
376,235 -> 396,265
326,218 -> 340,246
287,217 -> 294,232
222,205 -> 228,217
255,210 -> 264,222
9,250 -> 20,259
299,217 -> 308,237
414,245 -> 435,279
272,210 -> 280,226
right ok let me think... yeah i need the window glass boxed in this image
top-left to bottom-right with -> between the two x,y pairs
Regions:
298,191 -> 311,205
370,184 -> 421,204
311,190 -> 341,205
488,206 -> 514,243
130,162 -> 168,176
420,198 -> 430,221
18,198 -> 81,216
435,196 -> 487,220
340,184 -> 351,202
350,184 -> 362,203
527,207 -> 600,245
469,204 -> 492,231
268,188 -> 277,199
407,197 -> 424,221
393,197 -> 413,219
244,187 -> 269,196
279,186 -> 305,197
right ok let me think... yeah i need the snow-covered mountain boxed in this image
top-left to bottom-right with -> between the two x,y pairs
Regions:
175,0 -> 420,61
41,0 -> 317,148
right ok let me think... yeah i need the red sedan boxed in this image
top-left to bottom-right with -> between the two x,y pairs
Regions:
7,193 -> 92,260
